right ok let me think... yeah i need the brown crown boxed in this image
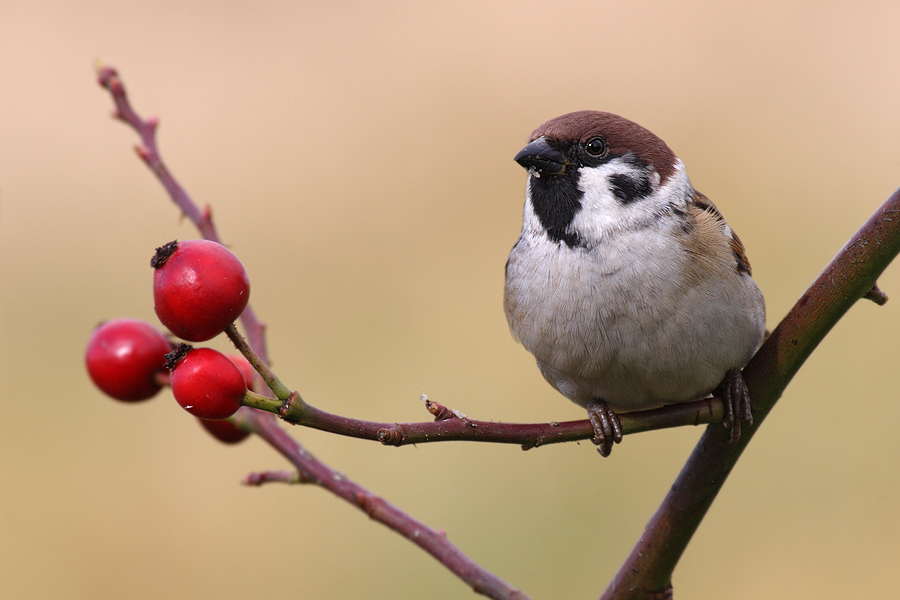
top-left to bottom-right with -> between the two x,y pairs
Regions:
530,111 -> 677,184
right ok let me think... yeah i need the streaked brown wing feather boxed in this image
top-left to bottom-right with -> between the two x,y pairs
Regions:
691,191 -> 752,275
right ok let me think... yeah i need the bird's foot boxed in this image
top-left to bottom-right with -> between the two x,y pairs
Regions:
715,368 -> 753,444
586,400 -> 623,457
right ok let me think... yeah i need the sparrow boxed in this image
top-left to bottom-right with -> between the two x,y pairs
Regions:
504,111 -> 766,456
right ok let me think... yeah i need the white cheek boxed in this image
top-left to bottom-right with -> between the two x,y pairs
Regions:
571,166 -> 629,236
570,159 -> 693,245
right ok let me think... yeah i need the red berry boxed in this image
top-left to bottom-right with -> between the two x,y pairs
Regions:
197,417 -> 251,444
151,240 -> 250,342
226,354 -> 256,388
85,318 -> 173,402
168,346 -> 246,420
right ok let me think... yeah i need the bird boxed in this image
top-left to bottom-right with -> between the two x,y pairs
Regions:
503,110 -> 766,456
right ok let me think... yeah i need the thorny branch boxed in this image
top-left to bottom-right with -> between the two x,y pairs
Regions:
95,64 -> 269,359
97,63 -> 528,600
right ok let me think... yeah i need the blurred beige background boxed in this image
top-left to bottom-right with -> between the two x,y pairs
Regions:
2,1 -> 899,599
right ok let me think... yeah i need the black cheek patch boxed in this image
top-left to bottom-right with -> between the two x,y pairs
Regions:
609,173 -> 652,204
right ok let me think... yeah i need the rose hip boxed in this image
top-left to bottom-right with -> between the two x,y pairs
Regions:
151,240 -> 250,342
197,417 -> 251,444
167,345 -> 246,420
85,318 -> 173,401
226,354 -> 256,388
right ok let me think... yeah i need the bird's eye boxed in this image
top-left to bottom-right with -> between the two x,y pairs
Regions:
584,137 -> 607,157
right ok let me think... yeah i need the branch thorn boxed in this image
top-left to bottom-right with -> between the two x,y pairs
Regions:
863,282 -> 888,305
134,145 -> 151,163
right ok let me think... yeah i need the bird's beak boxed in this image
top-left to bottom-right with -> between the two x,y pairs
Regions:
514,137 -> 567,175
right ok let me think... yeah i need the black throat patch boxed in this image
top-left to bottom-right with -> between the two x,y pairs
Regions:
528,171 -> 583,248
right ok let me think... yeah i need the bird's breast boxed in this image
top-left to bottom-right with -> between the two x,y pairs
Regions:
504,228 -> 765,410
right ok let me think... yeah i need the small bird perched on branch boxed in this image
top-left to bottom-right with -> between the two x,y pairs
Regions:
504,111 -> 766,456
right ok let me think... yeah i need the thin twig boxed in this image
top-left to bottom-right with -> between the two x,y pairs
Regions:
96,62 -> 268,360
236,409 -> 531,600
95,62 -> 216,241
281,392 -> 722,449
224,323 -> 291,398
242,470 -> 309,486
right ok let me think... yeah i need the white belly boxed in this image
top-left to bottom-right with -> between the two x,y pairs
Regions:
504,230 -> 766,412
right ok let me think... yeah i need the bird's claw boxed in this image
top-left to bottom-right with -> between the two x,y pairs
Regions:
716,368 -> 753,444
586,400 -> 623,457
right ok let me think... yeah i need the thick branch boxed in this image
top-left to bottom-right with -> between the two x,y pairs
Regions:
602,188 -> 900,599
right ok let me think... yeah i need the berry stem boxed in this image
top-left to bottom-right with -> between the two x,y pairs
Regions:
224,323 -> 294,400
242,390 -> 283,413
